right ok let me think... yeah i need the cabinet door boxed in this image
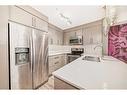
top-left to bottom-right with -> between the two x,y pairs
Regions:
74,29 -> 82,36
57,31 -> 63,45
9,6 -> 32,27
60,54 -> 67,66
53,30 -> 58,45
91,25 -> 102,44
34,16 -> 48,31
59,32 -> 63,45
48,28 -> 54,45
64,31 -> 75,45
83,28 -> 92,44
64,32 -> 70,45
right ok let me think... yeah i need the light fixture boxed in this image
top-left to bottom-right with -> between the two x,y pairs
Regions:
103,6 -> 117,36
56,8 -> 72,25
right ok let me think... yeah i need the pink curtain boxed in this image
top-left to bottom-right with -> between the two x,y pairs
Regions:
108,24 -> 127,63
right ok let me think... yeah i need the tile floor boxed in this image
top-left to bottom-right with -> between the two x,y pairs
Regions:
38,76 -> 54,90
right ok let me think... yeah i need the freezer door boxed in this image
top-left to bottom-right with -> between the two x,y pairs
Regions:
32,29 -> 48,89
9,22 -> 32,89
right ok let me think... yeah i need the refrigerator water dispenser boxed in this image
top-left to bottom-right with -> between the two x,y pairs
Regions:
15,48 -> 29,65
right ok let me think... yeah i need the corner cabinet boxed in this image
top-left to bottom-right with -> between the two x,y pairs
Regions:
63,29 -> 82,45
9,6 -> 48,31
48,26 -> 63,45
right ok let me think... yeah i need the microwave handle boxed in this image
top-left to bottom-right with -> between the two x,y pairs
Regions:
80,39 -> 82,43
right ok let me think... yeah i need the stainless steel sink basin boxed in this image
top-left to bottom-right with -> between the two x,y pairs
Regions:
82,56 -> 100,62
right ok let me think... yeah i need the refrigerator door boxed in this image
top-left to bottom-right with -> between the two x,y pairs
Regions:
32,29 -> 48,89
9,22 -> 32,89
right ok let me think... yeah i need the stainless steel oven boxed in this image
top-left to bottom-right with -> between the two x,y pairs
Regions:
67,54 -> 81,63
67,48 -> 84,63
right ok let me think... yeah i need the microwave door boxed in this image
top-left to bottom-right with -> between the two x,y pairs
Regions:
70,39 -> 78,45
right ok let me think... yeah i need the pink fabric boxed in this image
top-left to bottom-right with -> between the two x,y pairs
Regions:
108,24 -> 127,63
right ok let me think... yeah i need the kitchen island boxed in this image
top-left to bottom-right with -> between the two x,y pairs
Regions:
52,55 -> 127,89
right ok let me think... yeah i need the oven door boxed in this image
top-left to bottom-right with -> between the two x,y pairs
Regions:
67,55 -> 80,63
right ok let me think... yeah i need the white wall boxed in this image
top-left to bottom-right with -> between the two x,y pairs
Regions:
117,6 -> 127,23
103,6 -> 127,55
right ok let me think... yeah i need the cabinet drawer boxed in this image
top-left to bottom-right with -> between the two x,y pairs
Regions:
49,55 -> 60,67
49,61 -> 60,75
9,6 -> 33,27
49,66 -> 54,75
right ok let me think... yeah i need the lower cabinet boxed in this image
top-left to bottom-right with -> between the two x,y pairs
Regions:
54,77 -> 79,89
48,54 -> 67,75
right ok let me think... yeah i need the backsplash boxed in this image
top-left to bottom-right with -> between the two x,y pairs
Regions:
108,23 -> 127,63
48,44 -> 102,56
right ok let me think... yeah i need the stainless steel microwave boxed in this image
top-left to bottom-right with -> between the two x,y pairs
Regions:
69,36 -> 83,45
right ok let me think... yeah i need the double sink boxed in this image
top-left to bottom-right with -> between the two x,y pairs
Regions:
82,56 -> 101,62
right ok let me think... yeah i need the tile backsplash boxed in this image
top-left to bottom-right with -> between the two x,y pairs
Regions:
49,44 -> 102,56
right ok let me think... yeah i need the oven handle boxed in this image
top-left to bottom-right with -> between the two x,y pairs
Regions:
67,55 -> 81,58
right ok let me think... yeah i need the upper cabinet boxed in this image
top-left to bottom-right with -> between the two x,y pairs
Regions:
83,22 -> 102,45
32,16 -> 48,31
74,29 -> 82,36
63,29 -> 82,45
48,24 -> 63,45
9,6 -> 48,31
63,20 -> 102,45
9,6 -> 33,27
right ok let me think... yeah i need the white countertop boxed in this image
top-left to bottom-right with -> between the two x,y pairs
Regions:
53,55 -> 127,89
48,51 -> 70,56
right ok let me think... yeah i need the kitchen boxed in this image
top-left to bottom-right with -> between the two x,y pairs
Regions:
0,5 -> 127,90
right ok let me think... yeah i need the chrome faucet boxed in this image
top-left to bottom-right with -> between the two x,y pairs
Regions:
94,45 -> 103,50
94,45 -> 103,58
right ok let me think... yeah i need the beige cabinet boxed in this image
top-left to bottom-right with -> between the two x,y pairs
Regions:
83,25 -> 102,45
54,77 -> 79,89
48,28 -> 57,45
9,6 -> 33,27
48,54 -> 67,75
56,31 -> 63,45
48,27 -> 63,45
32,16 -> 48,31
59,54 -> 67,67
63,32 -> 70,45
83,27 -> 92,44
9,6 -> 48,31
63,31 -> 74,45
91,25 -> 102,44
63,29 -> 82,45
49,55 -> 61,75
74,29 -> 82,36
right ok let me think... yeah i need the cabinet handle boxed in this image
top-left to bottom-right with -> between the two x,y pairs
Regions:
54,57 -> 59,59
32,17 -> 34,26
34,18 -> 36,27
51,38 -> 53,44
54,62 -> 59,64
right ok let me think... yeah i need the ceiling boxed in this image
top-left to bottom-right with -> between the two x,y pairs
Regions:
32,6 -> 104,30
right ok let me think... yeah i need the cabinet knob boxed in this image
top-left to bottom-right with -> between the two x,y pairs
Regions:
54,62 -> 59,64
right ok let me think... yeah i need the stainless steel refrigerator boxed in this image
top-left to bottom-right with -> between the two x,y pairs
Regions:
9,21 -> 48,89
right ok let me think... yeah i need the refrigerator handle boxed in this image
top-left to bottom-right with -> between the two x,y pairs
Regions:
45,47 -> 49,74
29,33 -> 33,73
